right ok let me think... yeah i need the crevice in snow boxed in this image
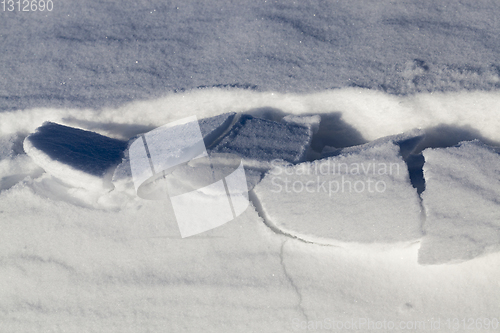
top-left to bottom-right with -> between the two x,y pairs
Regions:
404,153 -> 427,234
279,240 -> 309,322
405,153 -> 426,195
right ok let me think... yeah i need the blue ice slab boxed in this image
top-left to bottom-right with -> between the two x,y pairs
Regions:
25,122 -> 128,177
210,114 -> 314,164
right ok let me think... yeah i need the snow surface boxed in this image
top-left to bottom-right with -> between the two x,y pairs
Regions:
2,1 -> 500,331
3,0 -> 500,111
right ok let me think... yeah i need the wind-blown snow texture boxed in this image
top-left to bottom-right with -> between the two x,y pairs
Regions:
2,0 -> 500,111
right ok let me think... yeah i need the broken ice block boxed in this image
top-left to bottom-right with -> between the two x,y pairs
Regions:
419,140 -> 500,264
253,134 -> 424,245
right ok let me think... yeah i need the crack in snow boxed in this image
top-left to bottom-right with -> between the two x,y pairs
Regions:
418,197 -> 427,236
280,239 -> 309,322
